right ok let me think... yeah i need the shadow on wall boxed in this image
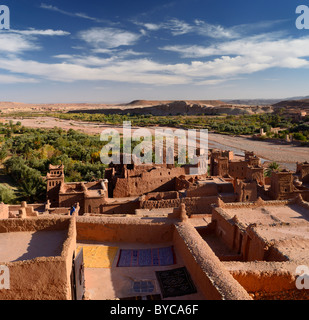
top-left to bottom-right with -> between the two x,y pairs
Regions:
13,230 -> 67,262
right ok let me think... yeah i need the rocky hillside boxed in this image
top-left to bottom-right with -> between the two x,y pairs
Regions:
272,99 -> 309,109
69,100 -> 274,116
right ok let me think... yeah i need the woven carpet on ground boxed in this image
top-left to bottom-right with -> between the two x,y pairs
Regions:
117,246 -> 175,267
76,245 -> 118,268
155,267 -> 197,298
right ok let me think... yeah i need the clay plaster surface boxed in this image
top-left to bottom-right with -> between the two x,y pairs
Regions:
0,230 -> 67,262
224,204 -> 309,226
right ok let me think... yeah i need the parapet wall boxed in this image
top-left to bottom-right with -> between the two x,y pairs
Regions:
224,261 -> 309,300
0,217 -> 76,300
173,222 -> 251,300
0,203 -> 8,219
76,216 -> 174,243
141,196 -> 220,215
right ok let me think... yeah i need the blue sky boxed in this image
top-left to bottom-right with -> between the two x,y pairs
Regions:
0,0 -> 308,103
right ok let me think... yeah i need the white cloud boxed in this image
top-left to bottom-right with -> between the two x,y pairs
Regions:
0,74 -> 38,84
143,23 -> 161,31
160,35 -> 309,75
193,20 -> 238,38
158,34 -> 309,82
10,28 -> 70,36
134,18 -> 237,38
0,56 -> 189,84
1,23 -> 309,89
0,33 -> 38,53
78,27 -> 141,48
1,33 -> 309,86
134,18 -> 287,40
0,27 -> 70,54
164,19 -> 193,36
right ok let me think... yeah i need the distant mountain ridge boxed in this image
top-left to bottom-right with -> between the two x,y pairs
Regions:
272,99 -> 309,109
224,95 -> 309,106
0,95 -> 309,116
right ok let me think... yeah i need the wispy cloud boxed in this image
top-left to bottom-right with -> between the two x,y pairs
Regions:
193,19 -> 238,38
0,56 -> 189,84
134,18 -> 287,39
134,18 -> 238,38
9,28 -> 70,36
40,3 -> 114,24
137,2 -> 177,18
0,74 -> 38,84
160,33 -> 305,59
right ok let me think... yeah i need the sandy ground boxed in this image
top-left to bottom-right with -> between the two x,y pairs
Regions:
2,117 -> 308,170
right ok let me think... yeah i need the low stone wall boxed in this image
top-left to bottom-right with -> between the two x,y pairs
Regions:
76,216 -> 174,243
224,261 -> 309,300
141,196 -> 220,215
101,201 -> 140,215
0,217 -> 76,300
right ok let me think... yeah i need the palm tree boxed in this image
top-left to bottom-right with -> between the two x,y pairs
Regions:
19,175 -> 46,203
265,162 -> 280,177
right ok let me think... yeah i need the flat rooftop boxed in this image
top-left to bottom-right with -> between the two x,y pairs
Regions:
223,204 -> 309,226
197,177 -> 231,185
0,230 -> 67,262
220,202 -> 309,263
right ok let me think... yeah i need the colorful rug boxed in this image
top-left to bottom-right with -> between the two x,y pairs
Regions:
117,246 -> 175,267
76,245 -> 118,268
156,267 -> 197,298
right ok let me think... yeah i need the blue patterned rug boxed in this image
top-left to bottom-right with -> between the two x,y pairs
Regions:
117,246 -> 175,267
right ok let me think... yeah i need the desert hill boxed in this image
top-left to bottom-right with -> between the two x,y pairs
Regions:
225,99 -> 281,105
125,100 -> 226,107
68,100 -> 274,116
272,99 -> 309,109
